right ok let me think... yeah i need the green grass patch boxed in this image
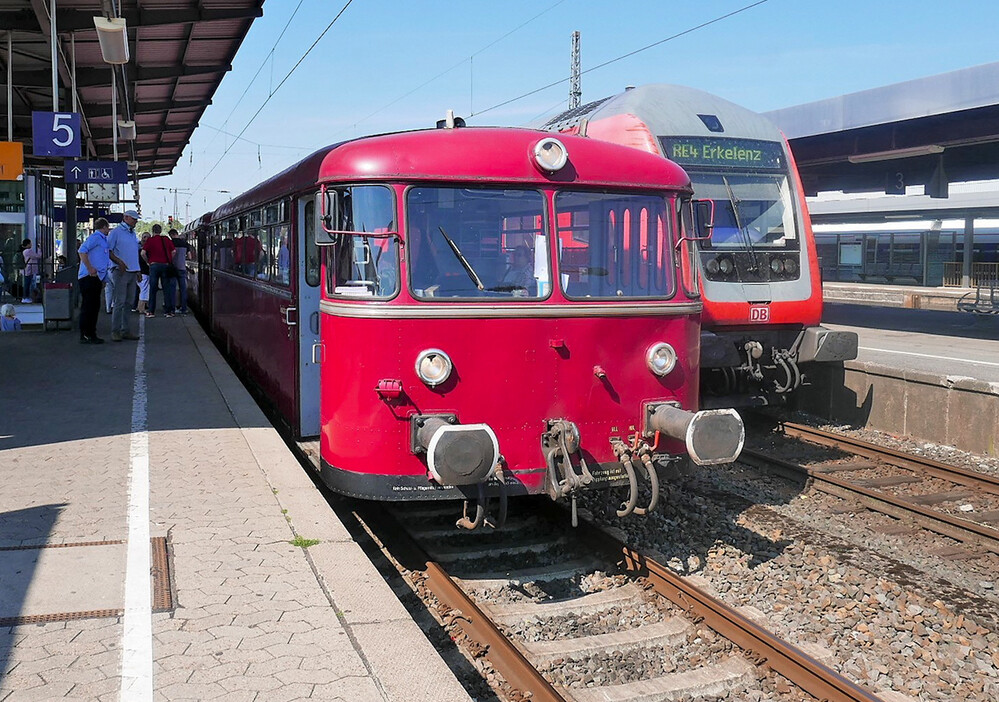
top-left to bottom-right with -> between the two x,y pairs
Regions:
289,536 -> 320,548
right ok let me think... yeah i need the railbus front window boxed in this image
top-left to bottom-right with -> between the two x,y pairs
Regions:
324,185 -> 399,299
406,187 -> 549,300
555,191 -> 676,299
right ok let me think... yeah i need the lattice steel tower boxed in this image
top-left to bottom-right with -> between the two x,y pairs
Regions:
569,31 -> 581,109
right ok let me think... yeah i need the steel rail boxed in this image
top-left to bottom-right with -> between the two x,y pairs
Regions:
356,506 -> 567,702
740,449 -> 999,555
573,515 -> 885,702
778,420 -> 999,496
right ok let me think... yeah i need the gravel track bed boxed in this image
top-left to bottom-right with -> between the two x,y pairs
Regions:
476,570 -> 632,605
578,457 -> 999,701
443,545 -> 577,575
506,596 -> 674,641
782,411 -> 999,477
538,625 -> 736,688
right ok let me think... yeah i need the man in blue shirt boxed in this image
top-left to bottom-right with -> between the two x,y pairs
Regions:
78,218 -> 112,344
107,210 -> 141,341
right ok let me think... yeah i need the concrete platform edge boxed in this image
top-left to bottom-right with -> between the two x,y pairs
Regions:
798,360 -> 999,456
180,318 -> 473,702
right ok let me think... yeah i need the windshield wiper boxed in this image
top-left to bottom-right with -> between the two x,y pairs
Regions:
722,176 -> 761,275
437,226 -> 484,291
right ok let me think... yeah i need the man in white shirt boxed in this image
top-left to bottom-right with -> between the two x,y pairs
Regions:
107,209 -> 142,341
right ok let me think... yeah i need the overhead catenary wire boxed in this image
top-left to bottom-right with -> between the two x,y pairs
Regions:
193,0 -> 355,194
470,0 -> 770,119
331,0 -> 568,139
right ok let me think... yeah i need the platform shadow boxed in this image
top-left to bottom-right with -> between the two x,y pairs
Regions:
824,302 -> 999,341
0,503 -> 64,684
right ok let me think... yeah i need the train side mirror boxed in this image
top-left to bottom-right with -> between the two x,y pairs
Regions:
315,185 -> 339,245
692,199 -> 714,241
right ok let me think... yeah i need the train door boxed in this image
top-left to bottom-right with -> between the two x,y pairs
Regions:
297,194 -> 322,437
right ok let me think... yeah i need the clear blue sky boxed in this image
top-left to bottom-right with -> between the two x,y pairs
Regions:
141,0 -> 999,222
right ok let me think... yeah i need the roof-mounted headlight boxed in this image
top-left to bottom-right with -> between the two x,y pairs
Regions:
646,342 -> 677,377
533,137 -> 568,172
416,348 -> 453,387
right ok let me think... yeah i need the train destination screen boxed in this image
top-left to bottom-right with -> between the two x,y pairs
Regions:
660,137 -> 784,170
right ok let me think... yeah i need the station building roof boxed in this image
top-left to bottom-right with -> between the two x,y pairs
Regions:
0,0 -> 264,180
764,63 -> 999,195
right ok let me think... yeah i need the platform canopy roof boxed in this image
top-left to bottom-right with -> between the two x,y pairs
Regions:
765,62 -> 999,197
0,0 -> 264,181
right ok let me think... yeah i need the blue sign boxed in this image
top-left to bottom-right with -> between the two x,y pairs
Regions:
32,111 -> 82,157
64,160 -> 129,184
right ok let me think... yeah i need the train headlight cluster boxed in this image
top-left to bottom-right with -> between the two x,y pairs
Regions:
646,342 -> 677,377
768,255 -> 800,278
533,138 -> 568,172
416,348 -> 453,387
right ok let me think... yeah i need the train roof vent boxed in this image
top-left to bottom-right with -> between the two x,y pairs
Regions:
698,114 -> 724,133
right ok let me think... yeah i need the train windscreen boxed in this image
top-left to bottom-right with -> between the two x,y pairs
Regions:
692,174 -> 798,252
554,191 -> 675,300
407,187 -> 549,300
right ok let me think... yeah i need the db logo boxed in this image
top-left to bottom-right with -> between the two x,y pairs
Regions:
749,306 -> 770,322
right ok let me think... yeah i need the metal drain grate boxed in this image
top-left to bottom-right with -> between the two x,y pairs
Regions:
0,537 -> 176,626
151,536 -> 175,613
0,540 -> 124,551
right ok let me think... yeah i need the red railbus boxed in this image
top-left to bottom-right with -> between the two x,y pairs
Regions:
195,124 -> 743,528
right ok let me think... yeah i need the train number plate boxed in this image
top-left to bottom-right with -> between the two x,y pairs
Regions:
749,306 -> 770,322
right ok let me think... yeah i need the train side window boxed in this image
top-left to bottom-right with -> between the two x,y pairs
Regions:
677,198 -> 701,297
254,227 -> 271,281
273,224 -> 291,286
304,201 -> 319,287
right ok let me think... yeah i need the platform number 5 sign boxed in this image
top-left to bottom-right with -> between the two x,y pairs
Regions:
32,111 -> 82,157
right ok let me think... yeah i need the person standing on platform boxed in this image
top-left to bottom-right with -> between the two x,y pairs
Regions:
169,228 -> 190,315
20,239 -> 41,304
141,223 -> 176,317
78,218 -> 112,344
108,210 -> 142,341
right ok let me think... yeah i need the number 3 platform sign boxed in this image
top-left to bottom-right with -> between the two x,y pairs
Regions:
32,111 -> 81,157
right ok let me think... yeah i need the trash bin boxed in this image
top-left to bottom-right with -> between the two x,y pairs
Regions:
43,282 -> 73,330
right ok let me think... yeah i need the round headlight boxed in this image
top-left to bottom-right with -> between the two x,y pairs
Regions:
718,257 -> 734,275
770,257 -> 785,274
416,348 -> 453,387
705,258 -> 720,275
533,138 -> 568,172
646,342 -> 677,377
784,257 -> 798,275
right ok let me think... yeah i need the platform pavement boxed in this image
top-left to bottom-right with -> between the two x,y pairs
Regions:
0,313 -> 472,701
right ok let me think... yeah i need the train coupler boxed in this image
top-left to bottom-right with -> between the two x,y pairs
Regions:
542,419 -> 593,500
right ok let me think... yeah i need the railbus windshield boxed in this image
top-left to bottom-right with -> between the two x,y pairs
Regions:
407,187 -> 549,300
555,190 -> 676,300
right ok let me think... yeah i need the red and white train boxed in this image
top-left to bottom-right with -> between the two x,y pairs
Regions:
184,120 -> 743,527
543,85 -> 858,406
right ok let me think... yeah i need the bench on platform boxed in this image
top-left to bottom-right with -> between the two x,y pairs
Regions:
856,262 -> 922,284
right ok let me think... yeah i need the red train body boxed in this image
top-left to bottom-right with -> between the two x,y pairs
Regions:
189,124 -> 744,522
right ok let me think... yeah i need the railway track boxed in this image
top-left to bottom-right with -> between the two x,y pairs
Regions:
356,499 -> 884,702
742,419 -> 999,557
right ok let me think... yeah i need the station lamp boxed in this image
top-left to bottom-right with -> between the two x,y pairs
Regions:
117,120 -> 136,140
93,17 -> 129,64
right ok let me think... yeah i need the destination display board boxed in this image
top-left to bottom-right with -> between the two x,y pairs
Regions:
659,136 -> 785,170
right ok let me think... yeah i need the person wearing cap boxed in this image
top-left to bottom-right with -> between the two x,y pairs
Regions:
78,218 -> 112,344
108,210 -> 142,341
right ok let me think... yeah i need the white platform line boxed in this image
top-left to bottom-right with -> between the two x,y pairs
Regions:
120,316 -> 153,701
859,345 -> 999,368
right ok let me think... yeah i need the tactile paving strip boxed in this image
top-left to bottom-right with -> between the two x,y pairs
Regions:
0,537 -> 175,626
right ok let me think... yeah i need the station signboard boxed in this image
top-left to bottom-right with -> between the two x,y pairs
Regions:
65,160 -> 129,184
32,111 -> 82,157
